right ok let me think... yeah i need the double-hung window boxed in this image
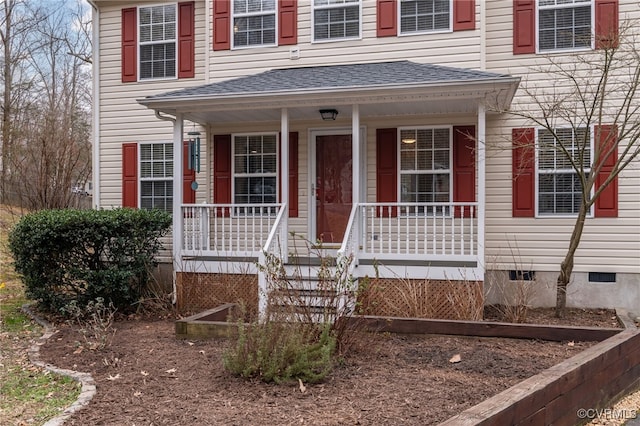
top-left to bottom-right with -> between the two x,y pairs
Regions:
537,128 -> 591,215
313,0 -> 361,41
233,134 -> 278,205
400,0 -> 451,34
139,5 -> 177,80
399,127 -> 451,214
140,143 -> 174,212
233,0 -> 276,48
538,0 -> 592,52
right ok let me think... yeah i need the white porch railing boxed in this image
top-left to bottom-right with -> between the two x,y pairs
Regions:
340,202 -> 478,263
258,204 -> 288,316
182,203 -> 283,257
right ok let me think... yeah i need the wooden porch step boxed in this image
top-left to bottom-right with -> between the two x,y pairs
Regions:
271,288 -> 338,298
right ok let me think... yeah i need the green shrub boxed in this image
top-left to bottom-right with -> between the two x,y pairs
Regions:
8,208 -> 171,314
223,320 -> 336,384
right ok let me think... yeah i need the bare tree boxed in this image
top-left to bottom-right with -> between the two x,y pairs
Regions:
0,0 -> 42,203
509,25 -> 640,317
0,0 -> 91,209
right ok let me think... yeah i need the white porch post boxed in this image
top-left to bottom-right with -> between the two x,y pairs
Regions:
351,104 -> 360,205
477,104 -> 486,281
280,108 -> 289,263
172,114 -> 184,271
351,104 -> 361,259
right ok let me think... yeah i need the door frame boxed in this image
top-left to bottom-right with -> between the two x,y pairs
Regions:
308,126 -> 366,247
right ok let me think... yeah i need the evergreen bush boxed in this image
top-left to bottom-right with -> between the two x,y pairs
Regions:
8,208 -> 171,314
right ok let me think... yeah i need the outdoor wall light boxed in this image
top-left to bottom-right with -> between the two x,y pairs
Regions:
319,109 -> 338,121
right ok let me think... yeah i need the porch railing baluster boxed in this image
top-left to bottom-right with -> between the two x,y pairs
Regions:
470,205 -> 475,255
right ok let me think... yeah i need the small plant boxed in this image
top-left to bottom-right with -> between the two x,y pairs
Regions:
222,320 -> 335,384
224,234 -> 365,384
62,297 -> 117,350
485,271 -> 538,323
485,244 -> 541,323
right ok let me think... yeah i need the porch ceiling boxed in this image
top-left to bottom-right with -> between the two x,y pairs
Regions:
138,61 -> 520,125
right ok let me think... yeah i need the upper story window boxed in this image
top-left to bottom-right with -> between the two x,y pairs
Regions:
121,3 -> 194,83
400,0 -> 451,34
233,0 -> 276,48
399,127 -> 451,213
313,0 -> 361,41
140,143 -> 174,212
139,5 -> 177,80
538,0 -> 592,52
233,134 -> 278,204
513,0 -> 617,55
537,128 -> 591,215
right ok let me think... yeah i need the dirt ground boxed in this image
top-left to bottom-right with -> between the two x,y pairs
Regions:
36,308 -> 621,426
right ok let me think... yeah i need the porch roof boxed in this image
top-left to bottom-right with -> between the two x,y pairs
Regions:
138,61 -> 520,124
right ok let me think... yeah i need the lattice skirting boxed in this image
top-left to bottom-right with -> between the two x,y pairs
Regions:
357,278 -> 484,320
176,272 -> 258,318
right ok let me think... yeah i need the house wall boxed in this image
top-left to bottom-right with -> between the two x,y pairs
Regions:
94,1 -> 640,309
205,2 -> 481,81
95,2 -> 210,210
479,1 -> 640,310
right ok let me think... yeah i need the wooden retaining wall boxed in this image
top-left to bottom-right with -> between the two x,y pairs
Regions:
441,328 -> 640,425
346,311 -> 637,426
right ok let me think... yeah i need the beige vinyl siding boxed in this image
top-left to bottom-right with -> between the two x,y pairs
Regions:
483,1 -> 640,274
97,2 -> 208,209
206,1 -> 481,81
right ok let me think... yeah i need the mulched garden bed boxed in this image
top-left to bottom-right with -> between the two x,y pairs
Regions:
37,307 -> 618,425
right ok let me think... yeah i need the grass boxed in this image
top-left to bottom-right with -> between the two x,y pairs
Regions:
0,204 -> 80,425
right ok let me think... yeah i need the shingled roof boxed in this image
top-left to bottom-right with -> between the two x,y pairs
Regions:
142,60 -> 516,101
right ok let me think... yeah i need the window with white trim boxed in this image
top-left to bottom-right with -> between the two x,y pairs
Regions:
233,134 -> 278,204
313,0 -> 360,41
139,4 -> 177,79
537,127 -> 591,215
399,127 -> 451,213
233,0 -> 276,47
140,143 -> 173,212
400,0 -> 451,34
538,0 -> 592,52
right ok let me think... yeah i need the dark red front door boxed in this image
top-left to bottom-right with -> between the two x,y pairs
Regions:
316,135 -> 352,244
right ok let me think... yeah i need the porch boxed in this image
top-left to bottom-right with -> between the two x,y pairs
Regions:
137,61 -> 519,316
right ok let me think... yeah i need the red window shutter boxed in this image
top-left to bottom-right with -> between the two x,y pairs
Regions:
453,0 -> 475,31
213,134 -> 232,216
279,0 -> 298,46
377,0 -> 397,37
376,128 -> 397,217
595,125 -> 618,217
178,2 -> 195,79
595,0 -> 619,49
183,141 -> 196,204
278,132 -> 299,217
513,0 -> 535,55
122,143 -> 138,208
121,8 -> 137,83
453,126 -> 476,218
213,0 -> 231,50
512,128 -> 535,217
